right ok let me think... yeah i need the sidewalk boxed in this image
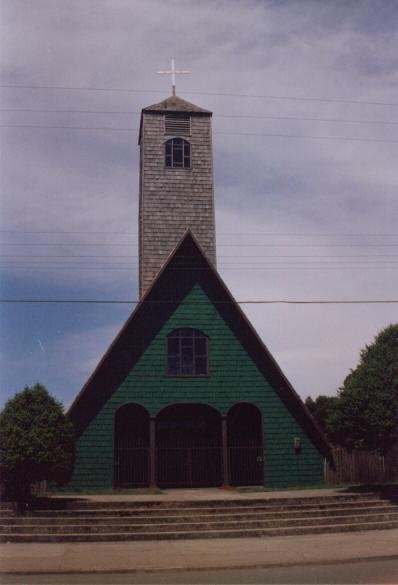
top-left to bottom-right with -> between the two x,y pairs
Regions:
1,487 -> 397,574
1,529 -> 398,574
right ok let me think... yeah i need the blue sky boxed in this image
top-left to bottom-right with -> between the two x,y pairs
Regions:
1,0 -> 397,409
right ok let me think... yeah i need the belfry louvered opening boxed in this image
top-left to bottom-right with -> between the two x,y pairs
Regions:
165,114 -> 191,136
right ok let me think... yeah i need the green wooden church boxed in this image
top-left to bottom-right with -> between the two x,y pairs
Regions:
66,93 -> 331,490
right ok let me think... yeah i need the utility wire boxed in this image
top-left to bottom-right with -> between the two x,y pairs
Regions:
216,131 -> 398,144
1,124 -> 397,144
2,254 -> 398,259
1,256 -> 397,264
0,230 -> 397,236
2,242 -> 398,248
1,108 -> 397,126
0,124 -> 136,132
1,298 -> 397,305
1,265 -> 396,272
0,84 -> 396,107
3,258 -> 396,264
2,263 -> 396,268
220,114 -> 397,125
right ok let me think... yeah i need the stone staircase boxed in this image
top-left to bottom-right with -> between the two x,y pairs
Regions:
1,493 -> 398,543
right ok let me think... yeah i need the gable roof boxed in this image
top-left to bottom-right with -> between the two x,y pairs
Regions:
142,94 -> 211,114
68,231 -> 332,460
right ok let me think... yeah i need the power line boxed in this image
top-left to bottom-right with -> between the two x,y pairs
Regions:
2,242 -> 398,248
2,263 -> 397,268
1,298 -> 397,305
3,258 -> 396,263
218,244 -> 398,248
0,230 -> 135,235
2,255 -> 398,260
0,84 -> 396,107
0,242 -> 137,247
192,91 -> 398,108
1,265 -> 396,272
2,108 -> 397,126
0,124 -> 136,132
0,229 -> 397,237
0,108 -> 141,114
219,243 -> 398,247
1,255 -> 397,264
216,131 -> 398,144
219,114 -> 398,126
1,123 -> 397,144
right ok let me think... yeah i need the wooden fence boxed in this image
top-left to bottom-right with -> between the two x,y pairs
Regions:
325,445 -> 398,485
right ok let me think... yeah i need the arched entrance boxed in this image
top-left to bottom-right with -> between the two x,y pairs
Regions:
227,403 -> 263,485
113,403 -> 150,488
156,404 -> 222,488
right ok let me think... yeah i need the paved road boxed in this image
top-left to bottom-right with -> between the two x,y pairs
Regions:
2,557 -> 398,584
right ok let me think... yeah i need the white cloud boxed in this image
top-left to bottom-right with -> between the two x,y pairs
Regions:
1,0 -> 397,405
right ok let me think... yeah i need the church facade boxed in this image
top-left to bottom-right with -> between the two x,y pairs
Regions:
66,94 -> 330,490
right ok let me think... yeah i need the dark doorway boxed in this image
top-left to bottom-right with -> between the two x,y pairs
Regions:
156,404 -> 222,488
113,404 -> 150,488
227,403 -> 263,485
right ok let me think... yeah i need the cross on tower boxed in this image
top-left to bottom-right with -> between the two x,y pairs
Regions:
157,58 -> 190,96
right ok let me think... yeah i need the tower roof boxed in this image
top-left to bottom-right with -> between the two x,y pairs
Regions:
142,94 -> 211,114
138,94 -> 211,144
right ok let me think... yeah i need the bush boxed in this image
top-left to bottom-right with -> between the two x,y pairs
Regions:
329,324 -> 398,454
0,384 -> 75,503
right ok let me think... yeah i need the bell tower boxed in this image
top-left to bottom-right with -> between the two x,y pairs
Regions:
138,94 -> 216,298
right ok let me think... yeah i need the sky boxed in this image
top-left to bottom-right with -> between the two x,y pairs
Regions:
1,0 -> 397,410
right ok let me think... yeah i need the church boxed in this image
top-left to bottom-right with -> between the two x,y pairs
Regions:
66,89 -> 331,490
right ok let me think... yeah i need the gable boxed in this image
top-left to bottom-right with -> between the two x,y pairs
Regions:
68,232 -> 331,460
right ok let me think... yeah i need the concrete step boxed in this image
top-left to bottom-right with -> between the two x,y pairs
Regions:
3,511 -> 398,534
2,504 -> 396,526
2,519 -> 398,543
0,510 -> 398,534
1,493 -> 396,543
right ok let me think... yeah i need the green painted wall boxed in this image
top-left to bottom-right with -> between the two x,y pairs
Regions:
68,285 -> 323,490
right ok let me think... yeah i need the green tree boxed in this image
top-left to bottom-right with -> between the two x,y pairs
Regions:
305,395 -> 338,440
329,324 -> 398,454
0,384 -> 75,502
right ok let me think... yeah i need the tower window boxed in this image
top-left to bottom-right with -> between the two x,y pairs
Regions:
165,138 -> 191,169
167,328 -> 208,376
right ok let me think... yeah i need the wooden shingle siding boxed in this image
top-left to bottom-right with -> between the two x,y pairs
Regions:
67,285 -> 323,490
139,112 -> 216,297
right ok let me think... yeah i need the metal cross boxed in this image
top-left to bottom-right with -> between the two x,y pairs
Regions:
157,58 -> 190,96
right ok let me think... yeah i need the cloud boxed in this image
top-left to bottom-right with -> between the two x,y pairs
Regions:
1,0 -> 397,406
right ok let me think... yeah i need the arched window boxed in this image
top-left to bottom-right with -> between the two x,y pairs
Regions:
167,328 -> 208,376
165,138 -> 191,168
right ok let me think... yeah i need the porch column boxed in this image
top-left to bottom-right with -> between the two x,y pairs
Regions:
149,416 -> 157,488
222,415 -> 230,487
